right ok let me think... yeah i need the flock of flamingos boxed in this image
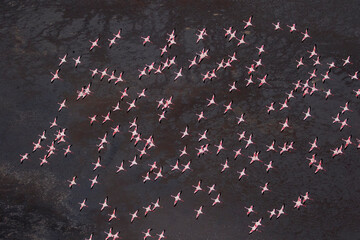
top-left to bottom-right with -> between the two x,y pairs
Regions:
19,16 -> 359,239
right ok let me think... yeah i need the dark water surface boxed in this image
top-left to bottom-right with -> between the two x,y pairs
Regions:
1,1 -> 360,239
